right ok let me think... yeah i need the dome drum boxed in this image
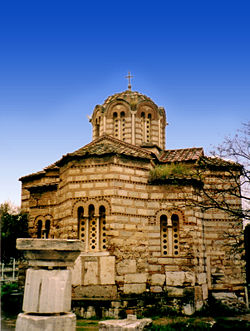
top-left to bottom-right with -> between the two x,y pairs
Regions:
91,90 -> 166,149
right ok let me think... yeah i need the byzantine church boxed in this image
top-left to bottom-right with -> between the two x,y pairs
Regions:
20,79 -> 245,312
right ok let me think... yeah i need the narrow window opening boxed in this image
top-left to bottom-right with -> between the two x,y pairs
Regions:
99,206 -> 107,250
88,205 -> 97,251
96,118 -> 100,138
160,215 -> 168,255
37,220 -> 42,238
78,207 -> 85,242
45,220 -> 50,238
160,213 -> 180,256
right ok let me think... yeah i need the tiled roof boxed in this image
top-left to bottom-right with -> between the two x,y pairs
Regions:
20,165 -> 59,181
56,135 -> 153,165
199,156 -> 242,169
158,147 -> 204,163
20,137 -> 206,182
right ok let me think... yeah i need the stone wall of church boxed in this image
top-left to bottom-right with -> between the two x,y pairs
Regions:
201,169 -> 245,297
49,155 -> 209,309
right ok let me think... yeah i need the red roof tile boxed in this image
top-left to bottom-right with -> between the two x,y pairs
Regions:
158,147 -> 204,163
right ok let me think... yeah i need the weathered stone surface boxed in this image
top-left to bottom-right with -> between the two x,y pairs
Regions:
150,286 -> 162,293
15,312 -> 76,331
183,303 -> 195,316
71,255 -> 82,286
197,273 -> 207,285
124,273 -> 147,284
165,271 -> 195,287
150,274 -> 165,286
100,256 -> 115,285
185,272 -> 195,286
99,316 -> 152,330
73,285 -> 117,298
124,284 -> 146,294
23,268 -> 71,313
116,260 -> 137,276
165,286 -> 184,297
212,292 -> 238,300
165,271 -> 185,286
16,239 -> 82,267
202,284 -> 208,300
83,261 -> 98,285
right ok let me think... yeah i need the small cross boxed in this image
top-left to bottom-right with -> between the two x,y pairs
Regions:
126,71 -> 134,90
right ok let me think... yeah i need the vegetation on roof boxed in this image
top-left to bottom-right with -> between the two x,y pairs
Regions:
149,163 -> 202,187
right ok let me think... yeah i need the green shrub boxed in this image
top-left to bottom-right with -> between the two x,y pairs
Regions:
1,282 -> 23,315
149,163 -> 201,187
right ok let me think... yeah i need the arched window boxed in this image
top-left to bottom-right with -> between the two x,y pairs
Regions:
99,206 -> 107,250
45,220 -> 50,238
89,204 -> 97,251
146,113 -> 151,142
160,213 -> 179,256
77,204 -> 107,252
78,207 -> 85,242
171,214 -> 179,256
113,112 -> 118,138
121,111 -> 126,141
96,118 -> 100,138
160,215 -> 168,255
37,220 -> 42,238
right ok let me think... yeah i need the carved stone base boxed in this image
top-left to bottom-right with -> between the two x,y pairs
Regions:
15,312 -> 76,331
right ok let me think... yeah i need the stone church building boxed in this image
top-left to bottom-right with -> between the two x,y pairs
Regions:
20,87 -> 246,315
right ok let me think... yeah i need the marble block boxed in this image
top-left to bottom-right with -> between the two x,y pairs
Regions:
23,268 -> 71,313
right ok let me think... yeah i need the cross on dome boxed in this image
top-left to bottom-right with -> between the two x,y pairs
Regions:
126,71 -> 134,90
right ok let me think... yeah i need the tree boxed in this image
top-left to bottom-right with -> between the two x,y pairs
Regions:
194,121 -> 249,223
0,202 -> 30,263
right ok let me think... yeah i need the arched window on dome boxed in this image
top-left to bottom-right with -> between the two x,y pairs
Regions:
95,118 -> 100,138
141,112 -> 146,142
160,213 -> 179,256
121,111 -> 125,141
146,113 -> 151,142
113,112 -> 118,138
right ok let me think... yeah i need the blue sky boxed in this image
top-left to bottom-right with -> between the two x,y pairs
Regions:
0,0 -> 249,206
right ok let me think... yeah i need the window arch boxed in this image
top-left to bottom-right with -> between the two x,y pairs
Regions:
120,111 -> 126,141
77,204 -> 107,252
141,112 -> 151,142
113,112 -> 118,138
37,220 -> 42,238
146,113 -> 151,142
99,206 -> 107,250
36,217 -> 52,238
95,118 -> 100,138
160,213 -> 180,256
78,207 -> 85,242
45,220 -> 50,238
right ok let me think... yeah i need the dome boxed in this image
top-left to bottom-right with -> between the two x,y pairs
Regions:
90,89 -> 166,150
103,90 -> 157,109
